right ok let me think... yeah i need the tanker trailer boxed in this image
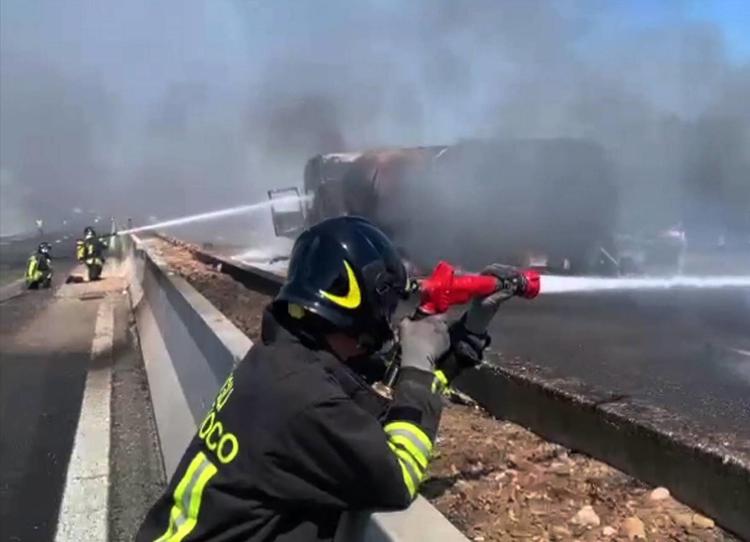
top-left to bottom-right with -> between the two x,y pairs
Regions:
267,147 -> 444,241
268,139 -> 619,275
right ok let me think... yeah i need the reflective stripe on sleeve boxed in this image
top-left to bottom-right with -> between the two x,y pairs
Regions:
384,421 -> 432,455
432,369 -> 449,393
388,442 -> 424,480
384,421 -> 434,498
387,433 -> 428,470
156,451 -> 218,542
389,443 -> 418,498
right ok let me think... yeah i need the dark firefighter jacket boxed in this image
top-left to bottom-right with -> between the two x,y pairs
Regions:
136,307 -> 444,542
83,237 -> 107,263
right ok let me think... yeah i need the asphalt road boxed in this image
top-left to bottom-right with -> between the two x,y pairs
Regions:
0,261 -> 89,542
0,256 -> 163,542
487,286 -> 750,441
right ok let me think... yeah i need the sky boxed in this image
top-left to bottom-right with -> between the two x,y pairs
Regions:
0,0 -> 748,237
688,0 -> 750,61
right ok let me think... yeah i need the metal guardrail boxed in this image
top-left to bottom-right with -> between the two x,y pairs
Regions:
124,235 -> 468,541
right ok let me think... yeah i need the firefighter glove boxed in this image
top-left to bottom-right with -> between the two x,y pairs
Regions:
399,315 -> 450,374
462,263 -> 519,334
449,320 -> 491,369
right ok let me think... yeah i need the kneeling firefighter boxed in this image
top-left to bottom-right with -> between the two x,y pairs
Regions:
25,242 -> 53,289
137,216 -> 515,542
80,227 -> 107,281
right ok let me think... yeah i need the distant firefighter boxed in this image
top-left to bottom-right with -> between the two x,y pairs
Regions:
26,242 -> 53,289
79,226 -> 108,281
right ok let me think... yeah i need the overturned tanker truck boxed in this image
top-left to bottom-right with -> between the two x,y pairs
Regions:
268,138 -> 619,275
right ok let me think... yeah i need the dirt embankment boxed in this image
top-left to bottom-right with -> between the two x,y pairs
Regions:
148,236 -> 735,542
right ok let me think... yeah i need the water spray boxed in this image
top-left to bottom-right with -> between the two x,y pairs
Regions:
540,274 -> 750,295
112,197 -> 749,298
409,262 -> 749,300
117,195 -> 310,235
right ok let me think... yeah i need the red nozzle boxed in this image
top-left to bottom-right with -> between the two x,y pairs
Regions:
520,269 -> 541,299
417,262 -> 540,314
418,261 -> 498,314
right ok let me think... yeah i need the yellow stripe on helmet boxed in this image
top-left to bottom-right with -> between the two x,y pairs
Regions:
319,260 -> 361,309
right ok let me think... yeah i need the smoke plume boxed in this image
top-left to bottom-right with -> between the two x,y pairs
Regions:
0,0 -> 747,242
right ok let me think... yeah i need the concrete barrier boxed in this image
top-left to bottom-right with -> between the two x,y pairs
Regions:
125,234 -> 252,475
125,235 -> 467,541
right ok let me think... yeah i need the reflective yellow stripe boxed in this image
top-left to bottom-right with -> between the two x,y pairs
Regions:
156,454 -> 201,541
384,422 -> 432,454
389,442 -> 424,480
156,451 -> 218,542
171,463 -> 217,541
384,421 -> 434,498
26,258 -> 44,282
388,434 -> 428,470
432,370 -> 449,393
26,258 -> 37,278
395,454 -> 417,498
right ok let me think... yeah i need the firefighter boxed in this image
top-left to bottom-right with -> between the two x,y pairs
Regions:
137,216 -> 509,542
81,226 -> 107,281
25,242 -> 53,289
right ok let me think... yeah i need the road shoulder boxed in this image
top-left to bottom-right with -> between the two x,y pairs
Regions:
108,286 -> 166,541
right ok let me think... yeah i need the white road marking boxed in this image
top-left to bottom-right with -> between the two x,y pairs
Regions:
55,299 -> 114,542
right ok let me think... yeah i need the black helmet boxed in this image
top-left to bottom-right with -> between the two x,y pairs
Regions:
84,226 -> 96,238
274,216 -> 408,351
38,242 -> 51,254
